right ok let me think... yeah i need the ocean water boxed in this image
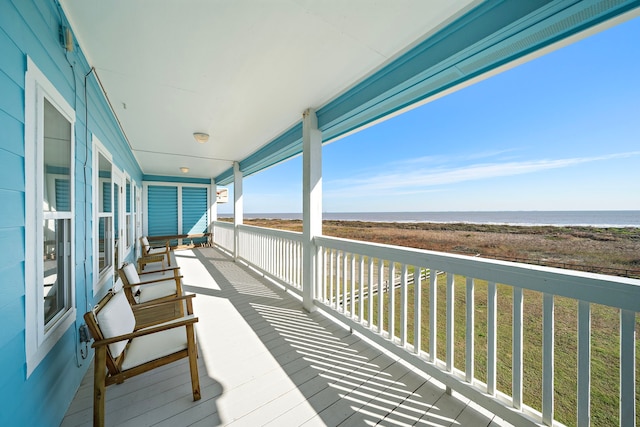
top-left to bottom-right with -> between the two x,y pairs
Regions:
223,211 -> 640,227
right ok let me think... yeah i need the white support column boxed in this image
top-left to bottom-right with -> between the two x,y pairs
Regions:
211,179 -> 218,223
233,162 -> 243,260
302,108 -> 322,312
210,179 -> 217,247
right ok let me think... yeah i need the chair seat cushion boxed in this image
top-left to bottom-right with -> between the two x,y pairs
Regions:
148,247 -> 168,255
121,327 -> 188,370
138,279 -> 179,303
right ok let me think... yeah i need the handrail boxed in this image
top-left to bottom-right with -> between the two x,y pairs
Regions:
238,223 -> 303,242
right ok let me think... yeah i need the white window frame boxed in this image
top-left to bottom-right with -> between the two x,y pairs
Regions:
24,57 -> 76,377
92,137 -> 115,294
124,174 -> 133,256
135,183 -> 143,258
111,167 -> 133,268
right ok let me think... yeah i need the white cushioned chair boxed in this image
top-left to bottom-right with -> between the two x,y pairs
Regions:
119,262 -> 183,306
84,281 -> 200,427
139,236 -> 172,270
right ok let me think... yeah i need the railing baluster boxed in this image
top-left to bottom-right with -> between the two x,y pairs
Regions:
429,268 -> 437,363
487,281 -> 497,396
278,238 -> 283,280
378,259 -> 384,333
350,253 -> 356,317
281,239 -> 284,283
321,248 -> 327,303
389,261 -> 396,342
368,257 -> 374,328
269,236 -> 273,274
446,272 -> 454,376
336,251 -> 342,311
343,252 -> 348,314
400,264 -> 408,347
542,293 -> 554,425
620,309 -> 636,426
315,244 -> 321,298
513,286 -> 523,409
285,239 -> 289,282
577,300 -> 590,427
291,239 -> 295,284
329,249 -> 334,307
414,266 -> 421,355
359,255 -> 364,322
466,277 -> 474,383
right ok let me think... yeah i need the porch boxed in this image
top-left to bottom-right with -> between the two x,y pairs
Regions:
62,246 -> 505,427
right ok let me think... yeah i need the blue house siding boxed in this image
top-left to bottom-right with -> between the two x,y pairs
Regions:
0,0 -> 143,425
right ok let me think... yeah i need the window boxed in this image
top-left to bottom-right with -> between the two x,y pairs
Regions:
94,140 -> 114,292
125,177 -> 132,250
25,58 -> 76,376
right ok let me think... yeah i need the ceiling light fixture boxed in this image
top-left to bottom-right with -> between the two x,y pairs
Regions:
180,167 -> 189,173
193,132 -> 209,143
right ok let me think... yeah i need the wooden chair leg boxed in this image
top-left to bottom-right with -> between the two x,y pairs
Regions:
93,346 -> 107,427
186,324 -> 201,401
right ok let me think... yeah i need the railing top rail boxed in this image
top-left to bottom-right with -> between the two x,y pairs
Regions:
213,220 -> 234,229
315,234 -> 640,312
238,223 -> 304,242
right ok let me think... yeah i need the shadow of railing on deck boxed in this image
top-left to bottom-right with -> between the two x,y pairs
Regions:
174,247 -> 493,426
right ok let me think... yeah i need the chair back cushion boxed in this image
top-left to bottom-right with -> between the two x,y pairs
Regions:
122,263 -> 141,294
113,277 -> 124,293
141,236 -> 150,251
96,290 -> 136,359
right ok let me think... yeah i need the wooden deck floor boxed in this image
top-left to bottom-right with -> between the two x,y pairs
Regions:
62,247 -> 513,427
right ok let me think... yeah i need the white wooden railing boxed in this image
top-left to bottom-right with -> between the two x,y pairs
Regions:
212,220 -> 234,252
212,222 -> 640,426
237,224 -> 303,292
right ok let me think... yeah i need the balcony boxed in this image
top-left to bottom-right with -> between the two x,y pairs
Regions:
62,223 -> 640,426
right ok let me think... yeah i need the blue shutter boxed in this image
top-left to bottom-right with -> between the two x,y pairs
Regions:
102,182 -> 111,212
182,187 -> 208,244
147,185 -> 178,237
55,179 -> 70,211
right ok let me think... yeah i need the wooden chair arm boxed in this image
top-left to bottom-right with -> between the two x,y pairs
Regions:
132,294 -> 195,311
91,315 -> 198,348
138,266 -> 180,275
147,239 -> 171,250
124,276 -> 183,287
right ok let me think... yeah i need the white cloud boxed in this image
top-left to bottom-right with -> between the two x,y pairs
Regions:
325,151 -> 640,197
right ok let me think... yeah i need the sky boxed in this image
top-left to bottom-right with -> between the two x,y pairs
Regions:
219,15 -> 640,214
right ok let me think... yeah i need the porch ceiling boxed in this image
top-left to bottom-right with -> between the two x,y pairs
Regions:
59,0 -> 478,179
59,1 -> 640,183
